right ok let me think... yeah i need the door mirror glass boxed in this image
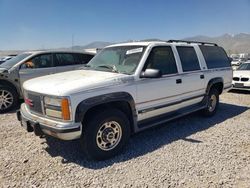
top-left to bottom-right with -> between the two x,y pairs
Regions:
140,68 -> 162,78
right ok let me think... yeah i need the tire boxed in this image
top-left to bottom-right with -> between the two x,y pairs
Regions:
81,108 -> 131,160
202,88 -> 219,117
0,86 -> 18,113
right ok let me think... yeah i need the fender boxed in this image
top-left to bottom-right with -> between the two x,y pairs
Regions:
206,77 -> 224,95
75,92 -> 137,128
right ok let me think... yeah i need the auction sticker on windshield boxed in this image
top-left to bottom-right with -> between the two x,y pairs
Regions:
126,48 -> 143,55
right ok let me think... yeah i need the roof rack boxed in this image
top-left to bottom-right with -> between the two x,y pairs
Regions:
167,40 -> 218,46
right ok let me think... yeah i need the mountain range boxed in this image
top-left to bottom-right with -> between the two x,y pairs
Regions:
1,33 -> 250,56
184,33 -> 250,54
67,33 -> 250,54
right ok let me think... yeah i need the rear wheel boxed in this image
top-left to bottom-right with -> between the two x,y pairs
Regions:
81,108 -> 131,160
0,86 -> 18,113
202,88 -> 219,116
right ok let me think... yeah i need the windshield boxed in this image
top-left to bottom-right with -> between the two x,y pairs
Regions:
237,63 -> 250,70
0,53 -> 31,68
87,46 -> 146,74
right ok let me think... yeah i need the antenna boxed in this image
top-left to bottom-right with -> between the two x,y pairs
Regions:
72,34 -> 74,51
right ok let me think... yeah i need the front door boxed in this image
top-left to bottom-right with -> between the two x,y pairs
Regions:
136,46 -> 183,121
19,53 -> 54,88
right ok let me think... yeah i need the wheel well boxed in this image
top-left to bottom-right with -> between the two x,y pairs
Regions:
210,82 -> 223,94
82,101 -> 135,133
0,80 -> 19,95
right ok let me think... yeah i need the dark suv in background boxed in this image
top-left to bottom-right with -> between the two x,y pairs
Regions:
0,50 -> 95,113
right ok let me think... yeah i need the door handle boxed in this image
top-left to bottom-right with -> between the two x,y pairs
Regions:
176,79 -> 182,84
200,75 -> 205,79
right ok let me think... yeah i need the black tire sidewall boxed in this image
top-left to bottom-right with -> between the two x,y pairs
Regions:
81,108 -> 131,160
0,86 -> 18,113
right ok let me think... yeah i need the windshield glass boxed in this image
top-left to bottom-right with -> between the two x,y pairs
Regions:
87,46 -> 146,74
0,53 -> 31,68
237,63 -> 250,70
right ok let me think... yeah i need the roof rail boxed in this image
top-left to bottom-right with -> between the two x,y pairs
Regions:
167,40 -> 218,46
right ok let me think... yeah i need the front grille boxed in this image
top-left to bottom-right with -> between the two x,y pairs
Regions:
241,77 -> 249,82
233,77 -> 240,81
27,93 -> 43,114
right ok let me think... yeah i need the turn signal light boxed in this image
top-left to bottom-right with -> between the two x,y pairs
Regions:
61,98 -> 70,120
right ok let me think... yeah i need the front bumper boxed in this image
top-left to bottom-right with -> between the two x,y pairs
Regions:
232,81 -> 250,90
17,104 -> 81,140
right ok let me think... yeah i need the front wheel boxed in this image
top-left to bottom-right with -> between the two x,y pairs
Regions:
202,88 -> 219,117
0,86 -> 18,113
81,108 -> 131,160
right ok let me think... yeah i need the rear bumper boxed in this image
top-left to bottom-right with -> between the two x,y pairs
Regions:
17,104 -> 81,140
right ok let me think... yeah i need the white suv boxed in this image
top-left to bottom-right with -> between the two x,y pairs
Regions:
17,40 -> 232,160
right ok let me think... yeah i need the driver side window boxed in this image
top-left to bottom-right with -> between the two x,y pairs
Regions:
21,54 -> 52,69
145,46 -> 178,75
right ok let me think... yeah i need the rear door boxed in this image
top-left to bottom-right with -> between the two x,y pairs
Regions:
175,46 -> 206,108
19,53 -> 54,87
54,53 -> 93,73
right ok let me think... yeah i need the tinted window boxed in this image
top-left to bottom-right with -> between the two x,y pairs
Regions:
55,53 -> 76,66
177,46 -> 200,72
145,47 -> 177,75
199,46 -> 230,69
21,54 -> 52,69
75,54 -> 94,64
237,63 -> 250,70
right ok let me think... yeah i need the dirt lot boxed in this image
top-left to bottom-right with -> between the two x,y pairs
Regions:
0,91 -> 249,187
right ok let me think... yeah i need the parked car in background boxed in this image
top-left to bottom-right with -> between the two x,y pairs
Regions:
231,58 -> 241,66
0,55 -> 17,64
0,50 -> 95,112
17,40 -> 232,160
232,61 -> 250,90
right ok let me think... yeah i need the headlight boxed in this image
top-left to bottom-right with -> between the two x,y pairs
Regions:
44,96 -> 71,121
44,97 -> 61,107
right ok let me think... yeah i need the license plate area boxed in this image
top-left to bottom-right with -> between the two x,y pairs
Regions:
20,118 -> 34,132
21,118 -> 28,130
234,83 -> 244,88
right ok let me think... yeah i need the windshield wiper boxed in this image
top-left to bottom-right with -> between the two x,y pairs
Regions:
95,65 -> 119,73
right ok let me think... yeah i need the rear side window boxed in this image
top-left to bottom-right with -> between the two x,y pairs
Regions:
199,46 -> 230,69
55,53 -> 76,66
145,46 -> 178,75
177,46 -> 200,72
76,54 -> 94,64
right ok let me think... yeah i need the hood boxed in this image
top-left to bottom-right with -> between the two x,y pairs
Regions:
233,70 -> 250,78
23,69 -> 131,96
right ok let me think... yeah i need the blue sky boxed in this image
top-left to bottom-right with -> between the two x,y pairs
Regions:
0,0 -> 250,50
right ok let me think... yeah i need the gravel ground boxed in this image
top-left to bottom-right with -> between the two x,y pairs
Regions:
0,91 -> 250,187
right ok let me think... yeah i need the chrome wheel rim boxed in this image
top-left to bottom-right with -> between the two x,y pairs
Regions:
0,90 -> 13,111
96,121 -> 122,151
208,94 -> 217,112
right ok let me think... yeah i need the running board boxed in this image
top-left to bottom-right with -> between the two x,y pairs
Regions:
137,103 -> 207,131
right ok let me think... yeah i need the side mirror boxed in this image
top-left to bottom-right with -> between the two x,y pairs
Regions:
140,68 -> 162,78
228,57 -> 233,63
